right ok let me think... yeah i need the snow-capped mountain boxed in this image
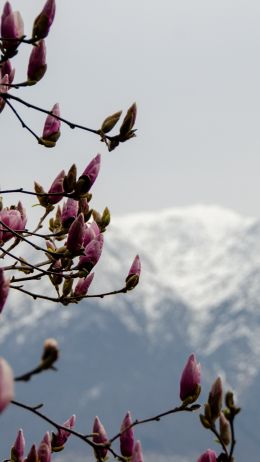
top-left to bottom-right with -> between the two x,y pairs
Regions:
1,205 -> 260,461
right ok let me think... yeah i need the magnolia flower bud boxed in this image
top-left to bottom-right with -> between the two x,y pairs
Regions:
61,198 -> 79,228
32,0 -> 56,41
78,234 -> 104,273
52,415 -> 76,451
83,221 -> 100,247
25,444 -> 37,462
93,416 -> 109,460
75,154 -> 101,196
219,411 -> 231,446
1,2 -> 24,52
47,169 -> 65,205
1,59 -> 15,83
0,74 -> 8,113
0,357 -> 14,412
38,442 -> 51,462
41,103 -> 61,147
132,440 -> 144,462
179,353 -> 201,403
66,213 -> 85,254
197,449 -> 217,462
208,377 -> 223,422
120,411 -> 134,458
41,338 -> 59,370
11,429 -> 25,462
119,103 -> 137,140
125,255 -> 141,290
74,273 -> 94,298
27,40 -> 47,85
101,110 -> 122,133
0,268 -> 9,313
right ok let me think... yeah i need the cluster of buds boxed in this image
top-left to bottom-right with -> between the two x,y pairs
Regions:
0,201 -> 27,244
9,417 -> 75,462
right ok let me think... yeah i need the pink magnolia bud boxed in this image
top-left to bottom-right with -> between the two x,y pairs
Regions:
27,40 -> 47,84
197,449 -> 217,462
61,198 -> 79,227
11,429 -> 25,462
180,353 -> 201,403
78,234 -> 104,272
93,416 -> 109,460
0,357 -> 14,412
0,203 -> 27,243
42,103 -> 61,147
125,255 -> 141,290
83,221 -> 100,247
120,411 -> 134,458
52,414 -> 76,450
75,154 -> 101,195
25,444 -> 37,462
219,412 -> 231,446
67,213 -> 85,254
43,432 -> 51,450
1,59 -> 15,83
0,74 -> 9,113
47,169 -> 65,204
0,268 -> 9,313
32,0 -> 56,41
74,273 -> 94,298
208,377 -> 223,422
1,2 -> 24,50
38,442 -> 51,462
132,440 -> 144,462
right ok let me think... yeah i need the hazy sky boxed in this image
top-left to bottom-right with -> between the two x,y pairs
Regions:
2,0 -> 260,218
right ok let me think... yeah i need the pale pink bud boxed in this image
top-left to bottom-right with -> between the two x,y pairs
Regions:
51,415 -> 76,450
120,411 -> 134,457
132,440 -> 144,462
93,416 -> 109,460
180,353 -> 201,402
0,74 -> 9,113
25,444 -> 37,462
83,221 -> 100,247
74,273 -> 94,297
43,432 -> 51,449
208,377 -> 223,421
61,198 -> 79,227
11,429 -> 25,462
1,59 -> 15,83
42,103 -> 61,146
78,234 -> 104,272
125,255 -> 141,289
17,201 -> 27,229
0,268 -> 9,313
32,0 -> 56,40
24,444 -> 39,462
197,449 -> 217,462
67,213 -> 85,254
27,40 -> 47,84
1,2 -> 24,49
38,442 -> 51,462
0,204 -> 27,243
219,412 -> 231,446
0,357 -> 14,412
47,169 -> 65,204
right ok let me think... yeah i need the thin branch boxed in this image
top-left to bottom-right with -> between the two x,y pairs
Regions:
4,98 -> 41,143
15,364 -> 57,382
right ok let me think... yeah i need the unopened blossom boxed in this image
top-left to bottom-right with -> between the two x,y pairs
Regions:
42,103 -> 61,147
92,416 -> 109,460
0,203 -> 27,243
83,221 -> 100,247
179,353 -> 201,403
11,429 -> 25,462
66,213 -> 85,254
41,338 -> 59,370
0,74 -> 9,113
0,268 -> 9,313
25,444 -> 37,462
74,273 -> 94,298
208,377 -> 223,422
125,255 -> 141,290
38,441 -> 51,462
219,411 -> 231,446
1,2 -> 24,51
0,357 -> 14,412
75,154 -> 101,195
120,411 -> 134,457
78,234 -> 104,272
1,59 -> 15,83
61,198 -> 79,227
132,440 -> 144,462
27,40 -> 47,84
52,415 -> 76,450
32,0 -> 56,41
197,449 -> 217,462
47,169 -> 65,204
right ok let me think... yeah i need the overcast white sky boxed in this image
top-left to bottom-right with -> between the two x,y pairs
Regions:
2,0 -> 260,219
